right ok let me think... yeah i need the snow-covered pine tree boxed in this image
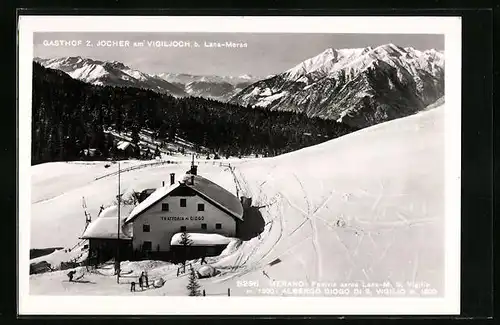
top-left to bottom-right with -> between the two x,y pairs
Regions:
186,268 -> 201,296
180,231 -> 193,247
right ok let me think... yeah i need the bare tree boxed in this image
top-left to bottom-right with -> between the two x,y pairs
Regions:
179,231 -> 192,272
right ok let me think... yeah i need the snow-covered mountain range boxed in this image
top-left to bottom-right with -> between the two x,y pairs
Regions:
34,56 -> 259,102
154,72 -> 259,102
35,44 -> 444,129
34,57 -> 187,97
230,44 -> 444,128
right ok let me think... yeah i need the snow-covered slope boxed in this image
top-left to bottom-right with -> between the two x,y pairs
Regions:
231,44 -> 444,128
34,57 -> 187,97
284,47 -> 370,80
30,161 -> 236,249
30,103 -> 445,296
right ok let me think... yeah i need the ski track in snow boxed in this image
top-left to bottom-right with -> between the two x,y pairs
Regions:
284,173 -> 322,281
214,164 -> 286,282
250,195 -> 285,271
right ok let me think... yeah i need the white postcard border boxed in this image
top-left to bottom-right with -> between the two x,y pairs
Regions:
18,15 -> 462,315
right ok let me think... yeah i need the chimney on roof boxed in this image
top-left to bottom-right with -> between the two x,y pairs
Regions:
170,173 -> 175,185
240,196 -> 252,208
190,154 -> 198,175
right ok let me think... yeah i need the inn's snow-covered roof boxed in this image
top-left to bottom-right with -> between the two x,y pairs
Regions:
81,205 -> 134,240
170,232 -> 233,246
185,174 -> 243,221
124,182 -> 181,223
124,174 -> 243,224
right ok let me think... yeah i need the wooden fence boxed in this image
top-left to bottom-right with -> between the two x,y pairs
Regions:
94,160 -> 181,180
176,262 -> 194,277
95,158 -> 240,181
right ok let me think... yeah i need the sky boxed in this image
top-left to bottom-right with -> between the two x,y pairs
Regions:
34,32 -> 444,77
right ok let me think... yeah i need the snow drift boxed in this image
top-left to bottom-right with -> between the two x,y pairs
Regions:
170,233 -> 233,246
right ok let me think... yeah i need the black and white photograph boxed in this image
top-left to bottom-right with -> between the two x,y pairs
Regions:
18,16 -> 462,315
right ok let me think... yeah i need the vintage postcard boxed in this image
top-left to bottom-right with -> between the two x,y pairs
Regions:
18,15 -> 461,315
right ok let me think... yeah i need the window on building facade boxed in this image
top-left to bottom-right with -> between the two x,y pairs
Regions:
162,203 -> 169,211
180,226 -> 187,232
180,198 -> 186,207
198,203 -> 204,211
142,241 -> 152,251
143,224 -> 150,232
216,223 -> 222,229
201,223 -> 207,230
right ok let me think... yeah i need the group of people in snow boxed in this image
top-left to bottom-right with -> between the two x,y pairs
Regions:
130,271 -> 166,292
67,268 -> 165,292
130,271 -> 149,292
130,271 -> 165,291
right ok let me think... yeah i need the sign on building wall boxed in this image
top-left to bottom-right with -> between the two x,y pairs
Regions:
160,216 -> 205,221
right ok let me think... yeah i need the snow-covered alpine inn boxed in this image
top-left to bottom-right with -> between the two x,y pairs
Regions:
81,164 -> 245,263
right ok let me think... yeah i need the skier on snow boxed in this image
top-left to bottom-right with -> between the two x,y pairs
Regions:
67,270 -> 77,282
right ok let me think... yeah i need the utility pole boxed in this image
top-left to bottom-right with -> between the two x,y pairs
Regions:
116,161 -> 121,283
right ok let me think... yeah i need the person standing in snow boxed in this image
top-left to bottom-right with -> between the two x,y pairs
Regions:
130,281 -> 136,292
145,272 -> 149,288
138,272 -> 144,290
